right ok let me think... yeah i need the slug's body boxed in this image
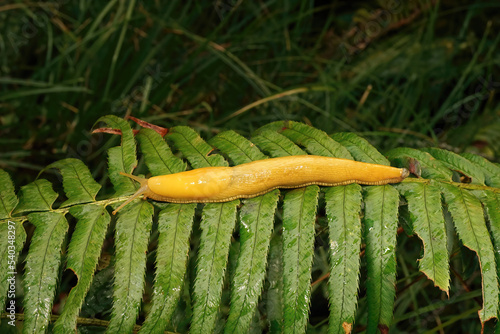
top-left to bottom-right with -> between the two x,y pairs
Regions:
113,155 -> 409,214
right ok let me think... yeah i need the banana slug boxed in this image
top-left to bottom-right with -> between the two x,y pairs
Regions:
112,155 -> 409,214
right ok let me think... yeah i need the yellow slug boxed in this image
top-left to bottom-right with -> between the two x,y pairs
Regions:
112,155 -> 409,214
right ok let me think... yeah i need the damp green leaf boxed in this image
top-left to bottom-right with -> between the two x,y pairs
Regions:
397,182 -> 450,292
324,183 -> 362,334
46,158 -> 102,207
279,121 -> 352,159
167,126 -> 228,168
0,220 -> 26,311
252,129 -> 305,157
225,190 -> 280,334
330,132 -> 389,165
441,184 -> 499,323
23,212 -> 68,334
209,130 -> 267,165
423,148 -> 485,185
191,201 -> 239,334
107,200 -> 154,334
363,185 -> 399,333
386,147 -> 452,181
139,203 -> 196,334
14,179 -> 58,214
267,233 -> 284,334
98,115 -> 138,196
136,128 -> 186,175
282,185 -> 320,334
53,205 -> 110,334
0,170 -> 18,219
461,153 -> 500,187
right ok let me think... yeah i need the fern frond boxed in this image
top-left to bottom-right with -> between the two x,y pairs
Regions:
252,129 -> 305,156
46,158 -> 102,207
209,130 -> 267,164
209,130 -> 279,333
136,128 -> 186,175
324,183 -> 362,334
423,148 -> 486,185
225,191 -> 280,333
139,203 -> 196,333
364,185 -> 399,333
273,121 -> 352,159
107,200 -> 153,333
14,179 -> 58,214
167,126 -> 228,168
0,170 -> 18,219
191,201 -> 239,334
98,115 -> 138,195
282,185 -> 320,333
0,220 -> 26,311
461,153 -> 500,187
23,212 -> 68,334
440,183 -> 499,323
331,132 -> 389,164
386,147 -> 453,180
397,182 -> 450,292
53,204 -> 110,333
267,233 -> 285,333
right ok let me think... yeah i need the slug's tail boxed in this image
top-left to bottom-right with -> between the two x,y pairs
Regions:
112,172 -> 149,215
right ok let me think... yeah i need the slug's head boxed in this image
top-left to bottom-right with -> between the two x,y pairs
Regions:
112,172 -> 150,215
401,168 -> 410,180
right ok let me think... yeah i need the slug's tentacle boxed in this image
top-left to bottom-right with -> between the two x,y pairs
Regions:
112,172 -> 150,215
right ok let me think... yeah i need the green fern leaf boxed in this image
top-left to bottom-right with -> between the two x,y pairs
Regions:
282,185 -> 320,333
364,185 -> 399,333
252,129 -> 305,156
0,220 -> 26,311
209,130 -> 267,164
23,212 -> 68,334
397,182 -> 450,292
46,158 -> 102,207
252,125 -> 319,332
278,121 -> 352,159
168,125 -> 241,333
98,115 -> 138,196
14,179 -> 58,214
279,125 -> 368,333
167,126 -> 228,168
461,153 -> 500,187
0,170 -> 18,219
209,130 -> 279,333
330,132 -> 389,164
107,200 -> 154,334
324,183 -> 362,334
423,148 -> 486,185
53,204 -> 110,334
267,233 -> 285,333
482,191 -> 500,235
136,128 -> 186,175
135,128 -> 195,333
225,190 -> 280,333
139,203 -> 196,334
191,200 -> 239,334
386,147 -> 453,180
441,184 -> 499,323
